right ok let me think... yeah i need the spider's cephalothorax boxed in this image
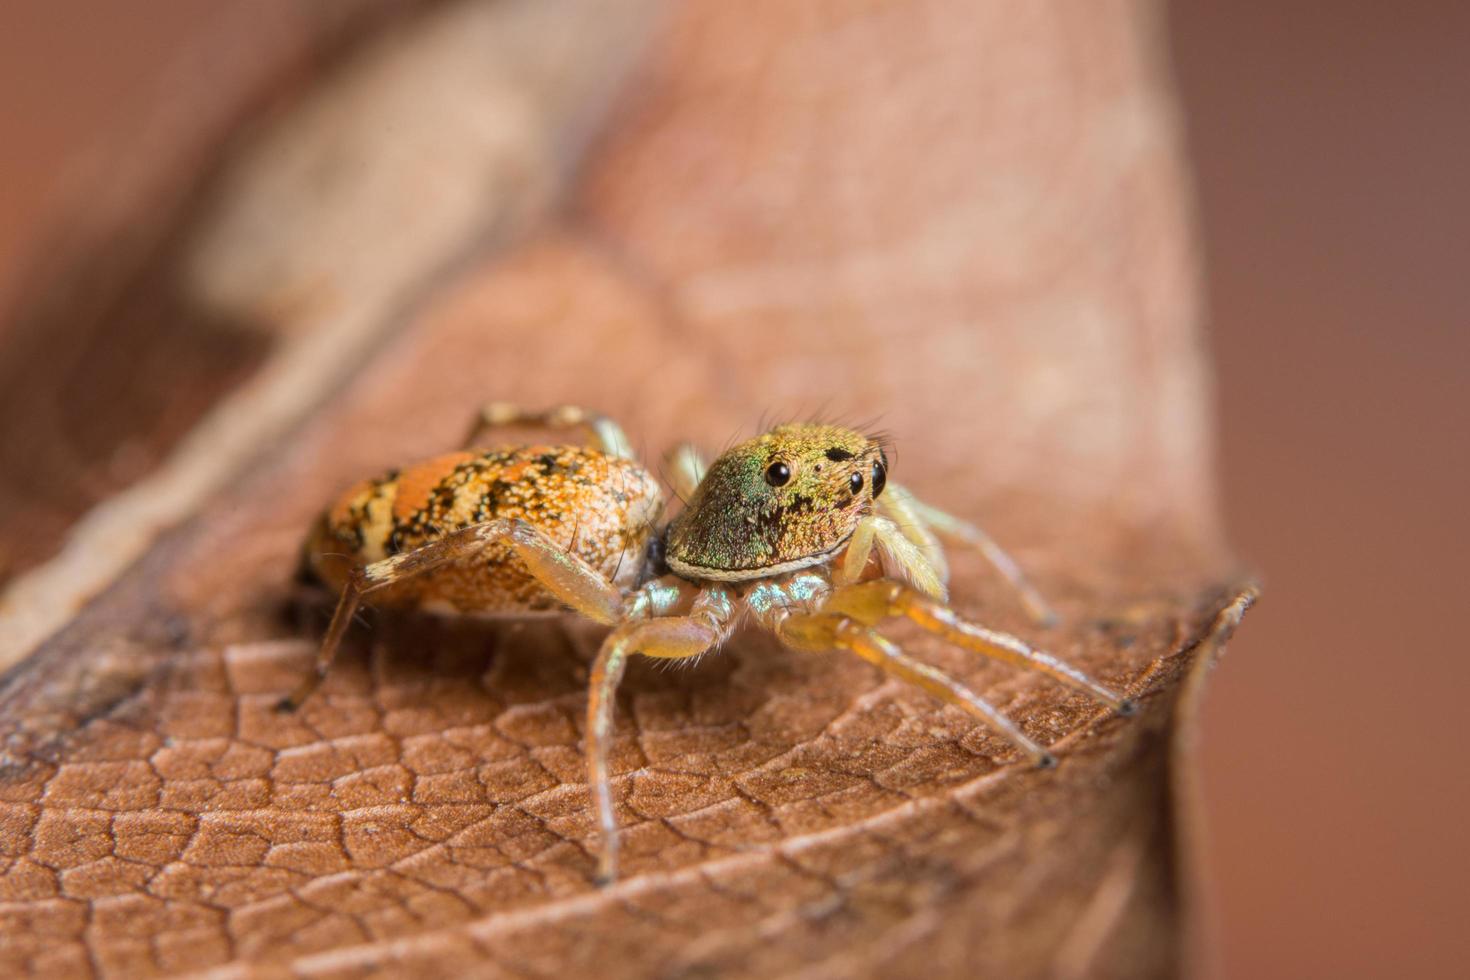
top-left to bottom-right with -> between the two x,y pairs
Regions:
285,404 -> 1134,884
665,424 -> 888,581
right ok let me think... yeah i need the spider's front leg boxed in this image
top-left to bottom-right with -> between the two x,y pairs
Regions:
278,519 -> 626,711
663,443 -> 708,503
775,611 -> 1057,768
586,583 -> 737,884
822,578 -> 1135,715
837,513 -> 948,601
881,483 -> 1057,627
871,482 -> 950,584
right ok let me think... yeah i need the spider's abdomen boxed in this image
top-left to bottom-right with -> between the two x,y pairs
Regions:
306,445 -> 662,614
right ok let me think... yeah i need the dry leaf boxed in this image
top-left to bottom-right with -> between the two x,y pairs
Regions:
0,1 -> 1253,977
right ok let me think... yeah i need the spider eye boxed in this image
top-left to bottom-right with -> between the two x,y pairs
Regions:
849,471 -> 864,495
764,461 -> 791,487
871,460 -> 887,498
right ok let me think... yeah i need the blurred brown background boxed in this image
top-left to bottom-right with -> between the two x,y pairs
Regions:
0,2 -> 1464,978
1170,3 -> 1469,978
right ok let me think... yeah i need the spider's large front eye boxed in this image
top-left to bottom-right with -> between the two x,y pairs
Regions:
764,461 -> 791,487
871,460 -> 887,498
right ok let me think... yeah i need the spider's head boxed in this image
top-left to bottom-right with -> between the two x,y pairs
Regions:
664,423 -> 888,582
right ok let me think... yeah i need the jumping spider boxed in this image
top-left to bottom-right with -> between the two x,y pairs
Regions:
283,404 -> 1133,882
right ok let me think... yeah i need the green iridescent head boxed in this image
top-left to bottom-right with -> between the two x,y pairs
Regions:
665,423 -> 888,582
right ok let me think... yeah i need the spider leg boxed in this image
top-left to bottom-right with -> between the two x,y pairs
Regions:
822,579 -> 1134,714
663,443 -> 708,502
837,514 -> 947,601
777,611 -> 1054,767
586,585 -> 736,884
461,403 -> 634,459
278,518 -> 626,711
890,483 -> 1057,627
875,482 -> 949,584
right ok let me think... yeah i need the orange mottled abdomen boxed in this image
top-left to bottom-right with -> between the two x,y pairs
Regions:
307,445 -> 663,615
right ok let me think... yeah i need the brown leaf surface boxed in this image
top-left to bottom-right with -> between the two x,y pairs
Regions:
0,1 -> 1253,977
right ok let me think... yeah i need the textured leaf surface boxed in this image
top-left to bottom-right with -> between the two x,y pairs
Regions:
0,1 -> 1251,977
